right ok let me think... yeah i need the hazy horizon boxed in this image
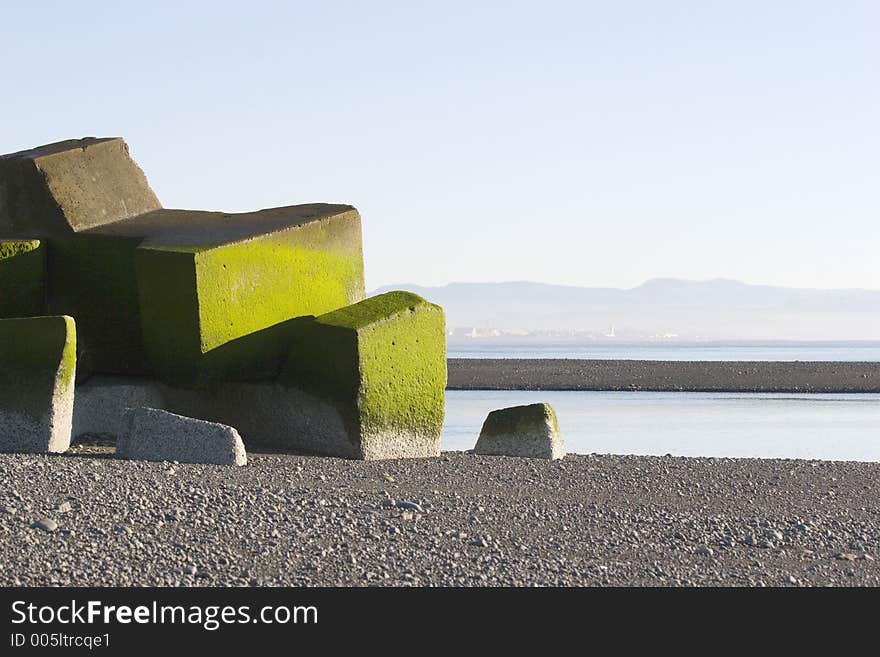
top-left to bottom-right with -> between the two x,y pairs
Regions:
372,277 -> 880,340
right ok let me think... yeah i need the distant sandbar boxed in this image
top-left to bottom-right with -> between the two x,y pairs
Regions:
446,358 -> 880,393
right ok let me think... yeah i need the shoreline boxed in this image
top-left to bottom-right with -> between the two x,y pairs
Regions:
447,358 -> 880,393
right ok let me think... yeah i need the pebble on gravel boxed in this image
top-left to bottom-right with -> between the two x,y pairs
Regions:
32,518 -> 58,532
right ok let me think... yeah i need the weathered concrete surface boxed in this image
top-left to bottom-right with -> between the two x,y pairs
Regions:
281,291 -> 447,460
73,376 -> 166,438
165,382 -> 356,458
74,377 -> 358,457
0,316 -> 76,453
475,403 -> 565,460
117,407 -> 246,466
447,359 -> 880,393
0,138 -> 160,236
0,239 -> 45,317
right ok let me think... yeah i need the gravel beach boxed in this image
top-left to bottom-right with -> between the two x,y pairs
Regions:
2,442 -> 879,587
447,359 -> 880,393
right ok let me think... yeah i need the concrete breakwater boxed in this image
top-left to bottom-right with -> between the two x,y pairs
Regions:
446,359 -> 880,393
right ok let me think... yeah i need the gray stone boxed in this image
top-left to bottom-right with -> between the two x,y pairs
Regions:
0,316 -> 76,454
117,407 -> 246,466
474,403 -> 565,460
32,518 -> 58,532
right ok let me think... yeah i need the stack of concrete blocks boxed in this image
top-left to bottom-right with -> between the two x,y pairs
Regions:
0,138 -> 446,460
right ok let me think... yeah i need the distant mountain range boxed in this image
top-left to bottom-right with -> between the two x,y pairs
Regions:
370,278 -> 880,340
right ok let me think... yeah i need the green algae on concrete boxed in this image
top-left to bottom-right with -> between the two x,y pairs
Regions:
0,239 -> 45,317
0,315 -> 76,453
135,206 -> 365,386
474,403 -> 565,460
0,138 -> 160,237
281,291 -> 446,460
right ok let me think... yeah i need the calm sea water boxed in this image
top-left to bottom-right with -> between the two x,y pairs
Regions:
444,390 -> 880,462
447,340 -> 880,361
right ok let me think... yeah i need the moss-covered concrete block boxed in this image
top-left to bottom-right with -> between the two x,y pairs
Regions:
474,403 -> 565,460
0,239 -> 45,317
281,291 -> 446,460
129,204 -> 365,385
0,315 -> 76,453
0,138 -> 160,237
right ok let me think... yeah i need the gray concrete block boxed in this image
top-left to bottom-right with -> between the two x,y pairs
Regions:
117,407 -> 246,466
0,316 -> 76,453
474,403 -> 565,460
0,138 -> 161,237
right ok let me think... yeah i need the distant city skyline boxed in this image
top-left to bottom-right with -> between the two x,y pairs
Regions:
2,2 -> 878,292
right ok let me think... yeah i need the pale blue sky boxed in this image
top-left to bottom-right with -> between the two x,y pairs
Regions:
2,1 -> 878,291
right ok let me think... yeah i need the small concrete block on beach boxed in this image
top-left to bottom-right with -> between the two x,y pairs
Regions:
282,291 -> 447,460
0,315 -> 76,453
474,402 -> 565,460
117,407 -> 247,466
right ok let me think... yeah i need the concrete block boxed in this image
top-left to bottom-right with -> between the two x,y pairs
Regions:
0,315 -> 76,453
129,204 -> 365,385
281,291 -> 446,460
163,380 -> 356,458
117,407 -> 246,466
0,138 -> 160,237
474,403 -> 565,460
